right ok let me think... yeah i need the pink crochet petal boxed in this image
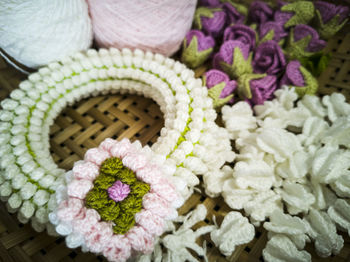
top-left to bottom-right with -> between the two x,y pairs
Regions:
122,153 -> 147,171
110,139 -> 133,158
142,193 -> 172,218
103,235 -> 131,262
136,165 -> 162,186
72,161 -> 99,181
151,178 -> 179,203
127,226 -> 155,253
99,138 -> 118,153
85,148 -> 111,166
57,198 -> 85,222
135,210 -> 165,236
85,221 -> 114,253
67,179 -> 93,199
73,209 -> 101,235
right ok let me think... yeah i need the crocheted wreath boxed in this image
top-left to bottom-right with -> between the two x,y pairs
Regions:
0,48 -> 233,259
50,138 -> 180,261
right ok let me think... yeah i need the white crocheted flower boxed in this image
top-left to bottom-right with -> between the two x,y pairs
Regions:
211,212 -> 255,256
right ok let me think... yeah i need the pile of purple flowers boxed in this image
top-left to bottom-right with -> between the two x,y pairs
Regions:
181,0 -> 349,107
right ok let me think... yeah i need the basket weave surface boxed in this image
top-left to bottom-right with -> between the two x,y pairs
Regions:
0,26 -> 350,262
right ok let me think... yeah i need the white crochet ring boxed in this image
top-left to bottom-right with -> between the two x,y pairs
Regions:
0,48 -> 233,236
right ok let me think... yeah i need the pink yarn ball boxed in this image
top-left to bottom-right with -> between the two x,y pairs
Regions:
87,0 -> 197,56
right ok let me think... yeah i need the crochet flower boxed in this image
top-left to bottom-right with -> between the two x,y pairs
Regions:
50,138 -> 181,262
248,1 -> 274,24
280,60 -> 318,97
194,7 -> 227,37
222,2 -> 247,25
223,24 -> 256,51
277,1 -> 315,28
286,24 -> 327,59
181,30 -> 215,68
203,69 -> 237,107
259,21 -> 288,44
314,1 -> 350,39
253,40 -> 286,75
238,74 -> 277,105
213,40 -> 253,78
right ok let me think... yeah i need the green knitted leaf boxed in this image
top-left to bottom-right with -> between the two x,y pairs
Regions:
194,7 -> 219,30
259,29 -> 275,44
295,66 -> 318,97
237,73 -> 266,99
181,37 -> 213,69
207,82 -> 234,108
299,52 -> 331,77
220,48 -> 253,79
316,10 -> 349,39
282,1 -> 315,28
285,30 -> 314,60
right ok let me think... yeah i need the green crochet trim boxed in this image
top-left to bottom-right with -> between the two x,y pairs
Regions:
85,157 -> 150,235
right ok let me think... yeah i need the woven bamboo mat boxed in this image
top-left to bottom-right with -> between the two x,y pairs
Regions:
0,27 -> 350,262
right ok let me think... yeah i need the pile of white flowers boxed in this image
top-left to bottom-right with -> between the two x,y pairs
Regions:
0,48 -> 233,234
206,87 -> 350,261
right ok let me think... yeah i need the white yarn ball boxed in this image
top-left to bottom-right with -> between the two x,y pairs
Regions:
0,0 -> 93,68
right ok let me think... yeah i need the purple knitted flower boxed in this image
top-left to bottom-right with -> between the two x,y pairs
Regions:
250,75 -> 278,105
274,10 -> 293,27
259,21 -> 288,43
248,1 -> 274,24
223,24 -> 256,51
108,181 -> 130,202
253,40 -> 286,75
280,60 -> 318,96
280,60 -> 305,87
195,7 -> 227,37
293,25 -> 326,52
204,69 -> 237,107
181,30 -> 215,68
314,1 -> 349,24
213,40 -> 253,78
185,30 -> 215,51
222,2 -> 247,25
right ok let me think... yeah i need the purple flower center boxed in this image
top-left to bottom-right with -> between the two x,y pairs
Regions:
107,180 -> 130,202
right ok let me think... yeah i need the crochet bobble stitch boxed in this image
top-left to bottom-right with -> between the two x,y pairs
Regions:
0,48 -> 234,233
50,138 -> 182,261
86,157 -> 150,234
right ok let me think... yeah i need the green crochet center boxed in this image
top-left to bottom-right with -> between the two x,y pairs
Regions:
85,157 -> 150,235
